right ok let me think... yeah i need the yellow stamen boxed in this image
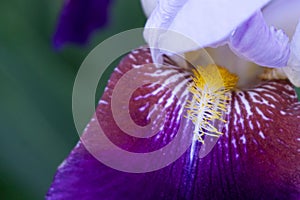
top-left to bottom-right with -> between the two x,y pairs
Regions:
185,64 -> 238,144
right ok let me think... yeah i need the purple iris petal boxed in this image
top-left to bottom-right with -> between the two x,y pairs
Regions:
229,11 -> 290,68
47,48 -> 300,199
53,0 -> 112,48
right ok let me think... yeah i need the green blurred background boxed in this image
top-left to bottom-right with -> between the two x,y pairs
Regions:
0,1 -> 299,199
0,0 -> 146,199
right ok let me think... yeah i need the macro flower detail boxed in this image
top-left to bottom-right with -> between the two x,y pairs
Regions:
185,65 -> 238,143
48,0 -> 300,199
47,47 -> 300,199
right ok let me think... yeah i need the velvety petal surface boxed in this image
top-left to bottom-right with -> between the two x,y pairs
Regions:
47,48 -> 300,200
53,0 -> 112,48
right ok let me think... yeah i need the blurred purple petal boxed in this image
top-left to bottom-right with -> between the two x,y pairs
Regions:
229,11 -> 290,68
53,0 -> 112,48
47,47 -> 300,199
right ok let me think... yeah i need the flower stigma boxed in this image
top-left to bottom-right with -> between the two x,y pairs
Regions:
185,64 -> 238,144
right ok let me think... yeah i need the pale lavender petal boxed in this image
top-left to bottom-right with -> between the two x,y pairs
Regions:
289,20 -> 300,68
263,0 -> 300,38
144,0 -> 271,55
284,20 -> 300,86
47,47 -> 300,200
229,11 -> 290,68
144,0 -> 189,64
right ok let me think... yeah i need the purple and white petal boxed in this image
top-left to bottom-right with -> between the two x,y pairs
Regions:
89,48 -> 192,158
47,48 -> 300,200
229,11 -> 290,68
53,0 -> 112,48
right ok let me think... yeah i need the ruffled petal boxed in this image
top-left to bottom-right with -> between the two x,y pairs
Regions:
144,0 -> 271,56
229,11 -> 290,68
263,0 -> 300,38
47,47 -> 300,199
53,0 -> 112,48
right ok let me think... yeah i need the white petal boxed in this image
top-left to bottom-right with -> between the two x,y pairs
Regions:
144,0 -> 271,54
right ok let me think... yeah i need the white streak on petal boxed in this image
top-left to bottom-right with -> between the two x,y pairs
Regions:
232,138 -> 237,148
258,131 -> 266,139
99,100 -> 108,105
128,54 -> 137,62
240,94 -> 253,118
234,96 -> 241,115
249,120 -> 254,130
280,110 -> 287,115
240,135 -> 247,145
257,121 -> 261,129
255,107 -> 270,121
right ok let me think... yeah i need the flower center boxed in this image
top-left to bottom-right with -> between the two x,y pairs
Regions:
185,64 -> 238,143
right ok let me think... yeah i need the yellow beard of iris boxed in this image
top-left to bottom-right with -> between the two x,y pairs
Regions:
185,64 -> 238,144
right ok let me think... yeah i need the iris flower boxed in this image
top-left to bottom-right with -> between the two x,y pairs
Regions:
47,0 -> 300,199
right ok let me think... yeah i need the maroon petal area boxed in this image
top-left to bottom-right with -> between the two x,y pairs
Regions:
218,80 -> 300,198
196,80 -> 300,199
47,47 -> 300,199
53,0 -> 112,48
95,48 -> 191,153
